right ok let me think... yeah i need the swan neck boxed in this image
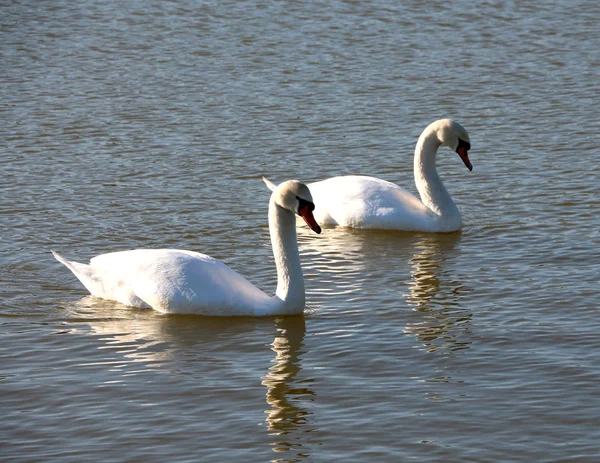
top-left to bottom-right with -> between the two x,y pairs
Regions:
269,199 -> 305,314
413,131 -> 460,224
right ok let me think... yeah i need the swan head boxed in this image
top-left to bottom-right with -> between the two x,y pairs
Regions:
272,180 -> 322,234
432,119 -> 472,171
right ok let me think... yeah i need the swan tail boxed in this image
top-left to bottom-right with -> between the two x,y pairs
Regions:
262,176 -> 277,192
52,250 -> 108,298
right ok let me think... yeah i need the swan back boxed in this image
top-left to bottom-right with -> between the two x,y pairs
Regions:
56,249 -> 274,315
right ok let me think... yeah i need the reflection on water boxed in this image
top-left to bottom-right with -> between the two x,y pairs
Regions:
261,317 -> 317,460
61,298 -> 317,460
63,297 -> 181,371
298,226 -> 425,301
403,234 -> 473,354
297,226 -> 373,301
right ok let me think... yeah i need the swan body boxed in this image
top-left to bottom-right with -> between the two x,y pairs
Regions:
264,119 -> 472,233
53,180 -> 321,316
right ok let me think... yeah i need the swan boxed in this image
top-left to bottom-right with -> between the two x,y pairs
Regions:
52,180 -> 322,316
264,119 -> 472,233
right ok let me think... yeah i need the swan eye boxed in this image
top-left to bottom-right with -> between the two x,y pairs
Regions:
457,138 -> 471,152
296,196 -> 315,213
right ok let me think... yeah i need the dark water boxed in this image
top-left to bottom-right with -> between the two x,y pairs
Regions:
2,1 -> 599,461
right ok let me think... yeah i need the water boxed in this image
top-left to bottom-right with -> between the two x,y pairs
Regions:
2,0 -> 599,461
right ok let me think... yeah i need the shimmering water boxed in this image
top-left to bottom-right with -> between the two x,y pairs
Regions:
2,0 -> 599,461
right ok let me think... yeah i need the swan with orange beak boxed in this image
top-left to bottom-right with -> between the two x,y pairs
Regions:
53,180 -> 321,316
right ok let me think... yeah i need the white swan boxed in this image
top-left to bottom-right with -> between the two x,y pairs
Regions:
264,119 -> 472,233
52,180 -> 322,316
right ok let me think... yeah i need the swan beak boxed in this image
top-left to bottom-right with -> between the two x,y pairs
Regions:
299,204 -> 322,234
457,146 -> 473,171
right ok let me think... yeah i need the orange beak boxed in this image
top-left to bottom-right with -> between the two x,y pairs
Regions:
299,204 -> 321,234
457,146 -> 473,171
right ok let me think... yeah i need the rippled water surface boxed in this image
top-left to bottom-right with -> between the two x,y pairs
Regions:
2,1 -> 599,461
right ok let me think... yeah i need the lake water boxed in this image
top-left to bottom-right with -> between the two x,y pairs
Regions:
2,0 -> 599,461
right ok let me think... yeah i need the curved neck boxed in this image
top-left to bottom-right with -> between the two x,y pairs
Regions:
413,130 -> 461,227
268,199 -> 305,314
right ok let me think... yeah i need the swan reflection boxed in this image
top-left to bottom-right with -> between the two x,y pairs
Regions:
261,316 -> 317,459
403,234 -> 473,354
62,299 -> 316,459
297,226 -> 423,303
